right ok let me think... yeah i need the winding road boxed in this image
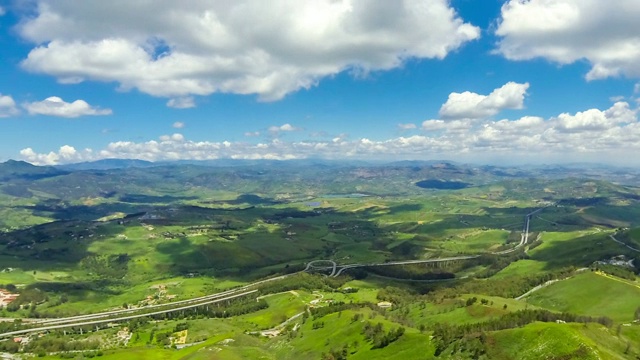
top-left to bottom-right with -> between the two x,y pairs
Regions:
609,234 -> 640,253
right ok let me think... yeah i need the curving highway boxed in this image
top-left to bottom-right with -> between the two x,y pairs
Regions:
332,255 -> 480,277
325,206 -> 547,277
304,260 -> 337,276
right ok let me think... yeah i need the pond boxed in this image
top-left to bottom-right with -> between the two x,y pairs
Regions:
415,179 -> 469,190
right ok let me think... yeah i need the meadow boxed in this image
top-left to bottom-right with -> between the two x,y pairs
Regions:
2,160 -> 640,358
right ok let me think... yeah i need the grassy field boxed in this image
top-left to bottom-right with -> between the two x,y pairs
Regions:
526,271 -> 640,322
485,322 -> 631,360
3,161 -> 640,359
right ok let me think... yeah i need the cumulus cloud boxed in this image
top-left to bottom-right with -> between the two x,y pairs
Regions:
554,102 -> 635,132
244,131 -> 260,137
496,0 -> 640,80
0,94 -> 19,117
24,96 -> 112,118
19,101 -> 640,166
439,82 -> 529,120
159,133 -> 185,142
268,123 -> 301,136
167,97 -> 195,109
20,145 -> 93,165
397,123 -> 417,130
172,121 -> 185,129
422,119 -> 474,133
17,0 -> 479,101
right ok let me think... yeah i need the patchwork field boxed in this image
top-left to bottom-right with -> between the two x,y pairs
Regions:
2,161 -> 640,358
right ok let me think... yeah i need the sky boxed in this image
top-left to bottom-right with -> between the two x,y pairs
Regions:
1,0 -> 640,166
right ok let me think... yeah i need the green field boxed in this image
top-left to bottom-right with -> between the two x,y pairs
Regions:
3,161 -> 640,358
526,271 -> 640,322
486,322 -> 629,360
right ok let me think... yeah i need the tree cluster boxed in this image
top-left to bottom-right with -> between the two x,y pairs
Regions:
432,309 -> 613,356
361,321 -> 405,349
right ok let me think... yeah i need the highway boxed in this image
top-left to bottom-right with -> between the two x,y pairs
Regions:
330,206 -> 547,277
332,255 -> 480,277
2,274 -> 293,327
0,290 -> 257,339
304,260 -> 337,276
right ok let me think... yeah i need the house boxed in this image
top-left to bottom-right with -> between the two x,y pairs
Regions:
0,289 -> 19,306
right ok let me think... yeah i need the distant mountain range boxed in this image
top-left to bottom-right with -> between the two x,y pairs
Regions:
0,158 -> 632,171
55,159 -> 156,170
1,158 -> 639,188
0,160 -> 68,181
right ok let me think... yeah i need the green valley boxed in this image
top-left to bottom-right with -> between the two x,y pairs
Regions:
1,160 -> 640,359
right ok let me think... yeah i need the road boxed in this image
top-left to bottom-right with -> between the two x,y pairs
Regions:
0,273 -> 293,328
304,260 -> 337,276
333,255 -> 480,277
330,206 -> 548,277
0,290 -> 257,339
609,234 -> 640,253
521,208 -> 545,247
514,268 -> 588,300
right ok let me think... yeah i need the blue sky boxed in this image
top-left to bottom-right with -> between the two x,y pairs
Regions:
1,0 -> 639,165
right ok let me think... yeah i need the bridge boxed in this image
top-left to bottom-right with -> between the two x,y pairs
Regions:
307,205 -> 550,277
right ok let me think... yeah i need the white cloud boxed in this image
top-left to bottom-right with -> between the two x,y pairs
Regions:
268,123 -> 301,136
0,6 -> 5,16
18,0 -> 479,101
0,94 -> 19,117
397,123 -> 417,130
167,97 -> 195,109
496,0 -> 640,80
439,82 -> 529,120
635,83 -> 640,94
19,101 -> 640,166
421,119 -> 446,131
554,101 -> 635,133
20,145 -> 93,165
159,133 -> 185,142
422,119 -> 474,133
24,96 -> 112,118
244,131 -> 260,137
278,124 -> 297,132
172,121 -> 185,129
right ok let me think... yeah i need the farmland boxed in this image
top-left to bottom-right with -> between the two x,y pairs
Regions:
1,160 -> 640,359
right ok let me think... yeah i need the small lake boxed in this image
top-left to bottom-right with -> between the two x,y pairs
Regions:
415,179 -> 470,190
